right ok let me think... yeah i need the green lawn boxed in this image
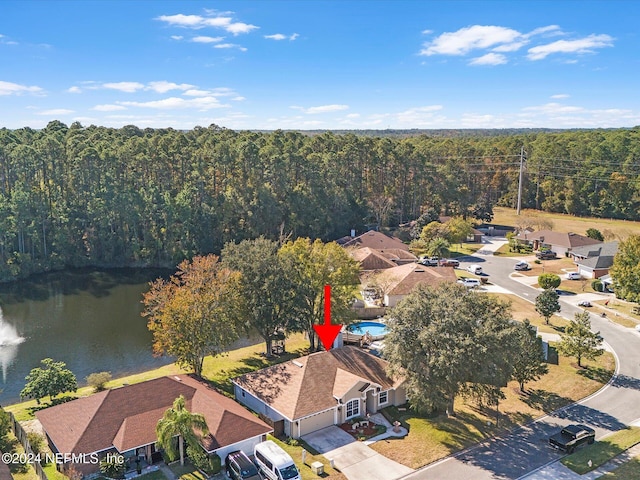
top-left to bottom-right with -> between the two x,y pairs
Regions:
597,456 -> 640,479
268,435 -> 346,480
168,462 -> 207,480
562,427 -> 640,475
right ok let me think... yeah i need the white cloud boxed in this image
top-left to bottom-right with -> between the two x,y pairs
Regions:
523,102 -> 584,114
92,104 -> 126,112
183,89 -> 212,97
346,113 -> 360,118
289,33 -> 299,41
526,25 -> 563,37
37,109 -> 74,116
527,34 -> 613,60
170,35 -> 183,40
214,43 -> 247,52
192,35 -> 224,43
156,14 -> 204,27
147,81 -> 194,93
118,96 -> 227,110
550,94 -> 570,99
293,104 -> 349,114
232,96 -> 245,101
103,82 -> 145,93
492,41 -> 527,53
421,29 -> 433,35
265,34 -> 286,41
469,53 -> 507,65
420,25 -> 521,56
0,80 -> 43,96
156,13 -> 258,35
66,86 -> 82,93
226,22 -> 258,35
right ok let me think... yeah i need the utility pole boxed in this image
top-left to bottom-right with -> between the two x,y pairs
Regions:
516,146 -> 526,215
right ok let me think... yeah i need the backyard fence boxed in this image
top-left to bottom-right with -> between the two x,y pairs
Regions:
9,412 -> 48,480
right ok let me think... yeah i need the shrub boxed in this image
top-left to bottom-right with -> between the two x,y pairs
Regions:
538,273 -> 561,290
99,454 -> 125,479
592,279 -> 603,292
186,445 -> 221,475
286,437 -> 299,447
86,371 -> 112,392
0,407 -> 11,439
27,432 -> 45,455
534,259 -> 541,264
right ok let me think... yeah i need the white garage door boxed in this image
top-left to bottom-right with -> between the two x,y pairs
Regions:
298,410 -> 335,437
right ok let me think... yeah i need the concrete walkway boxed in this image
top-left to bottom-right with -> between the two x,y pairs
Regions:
302,426 -> 413,480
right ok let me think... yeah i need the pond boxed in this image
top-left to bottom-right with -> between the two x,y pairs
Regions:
0,268 -> 174,405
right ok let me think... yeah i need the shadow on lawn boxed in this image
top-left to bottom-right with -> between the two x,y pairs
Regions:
206,346 -> 308,396
577,365 -> 614,384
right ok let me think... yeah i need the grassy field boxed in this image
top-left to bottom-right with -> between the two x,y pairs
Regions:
562,427 -> 640,475
492,293 -> 568,334
370,351 -> 615,469
492,207 -> 640,239
597,456 -> 640,479
168,462 -> 207,480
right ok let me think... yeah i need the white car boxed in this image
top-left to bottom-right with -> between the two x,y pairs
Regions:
458,278 -> 481,288
466,264 -> 483,275
566,272 -> 581,280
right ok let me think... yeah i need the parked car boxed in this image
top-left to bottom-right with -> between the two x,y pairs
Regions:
458,278 -> 481,288
226,451 -> 261,480
549,424 -> 595,453
514,261 -> 530,271
440,258 -> 460,268
466,264 -> 483,275
566,272 -> 581,280
536,251 -> 557,260
418,256 -> 439,266
254,441 -> 300,480
577,300 -> 592,307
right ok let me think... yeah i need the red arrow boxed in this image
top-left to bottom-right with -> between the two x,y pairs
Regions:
313,284 -> 342,351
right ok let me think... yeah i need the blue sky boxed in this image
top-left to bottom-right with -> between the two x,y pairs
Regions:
1,1 -> 638,130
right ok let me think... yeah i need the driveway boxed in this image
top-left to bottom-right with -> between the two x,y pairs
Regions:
302,426 -> 413,480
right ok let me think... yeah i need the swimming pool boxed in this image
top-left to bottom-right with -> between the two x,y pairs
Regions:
343,321 -> 389,343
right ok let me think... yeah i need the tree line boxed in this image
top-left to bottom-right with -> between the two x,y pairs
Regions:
1,121 -> 639,281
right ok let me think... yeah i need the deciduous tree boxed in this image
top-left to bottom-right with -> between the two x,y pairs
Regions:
610,235 -> 640,303
385,282 -> 515,416
557,311 -> 603,367
511,320 -> 548,391
535,289 -> 561,325
20,358 -> 77,404
142,255 -> 244,376
279,238 -> 359,351
222,238 -> 300,356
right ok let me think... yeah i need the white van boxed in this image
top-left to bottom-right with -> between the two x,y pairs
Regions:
466,264 -> 483,275
254,440 -> 301,480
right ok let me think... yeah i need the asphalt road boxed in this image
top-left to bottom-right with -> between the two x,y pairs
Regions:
402,246 -> 640,480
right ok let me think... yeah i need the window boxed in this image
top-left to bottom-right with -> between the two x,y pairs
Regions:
345,399 -> 360,419
379,390 -> 388,406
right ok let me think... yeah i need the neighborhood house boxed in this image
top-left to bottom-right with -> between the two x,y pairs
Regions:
35,375 -> 272,475
568,241 -> 618,279
377,262 -> 457,307
233,346 -> 406,439
515,230 -> 602,257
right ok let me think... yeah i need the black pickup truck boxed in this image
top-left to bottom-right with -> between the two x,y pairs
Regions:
549,424 -> 595,453
536,250 -> 558,260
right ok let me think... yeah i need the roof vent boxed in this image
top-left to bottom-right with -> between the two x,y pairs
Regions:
415,269 -> 425,273
174,376 -> 182,381
292,360 -> 303,368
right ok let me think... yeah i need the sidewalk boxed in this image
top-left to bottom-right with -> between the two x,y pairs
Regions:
522,442 -> 640,479
364,412 -> 408,445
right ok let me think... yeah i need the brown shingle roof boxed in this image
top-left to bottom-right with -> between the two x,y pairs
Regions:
349,247 -> 397,270
516,230 -> 602,249
342,231 -> 409,251
234,347 -> 402,420
36,375 -> 271,455
382,263 -> 457,296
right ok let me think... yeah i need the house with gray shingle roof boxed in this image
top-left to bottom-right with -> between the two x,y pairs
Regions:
233,347 -> 406,438
36,375 -> 271,475
569,241 -> 618,279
